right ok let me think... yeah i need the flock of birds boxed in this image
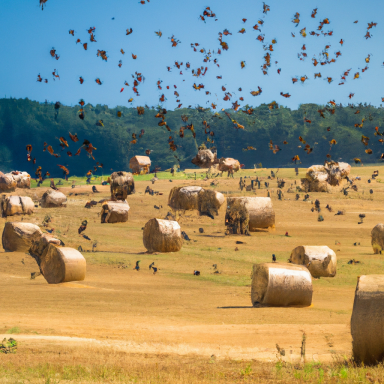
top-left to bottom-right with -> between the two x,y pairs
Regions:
31,0 -> 383,180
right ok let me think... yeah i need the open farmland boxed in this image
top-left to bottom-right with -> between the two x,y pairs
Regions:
1,166 -> 384,382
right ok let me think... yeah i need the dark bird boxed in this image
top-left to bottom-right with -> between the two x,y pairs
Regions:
193,270 -> 201,276
78,220 -> 88,235
152,267 -> 158,274
149,262 -> 154,270
134,260 -> 140,271
272,254 -> 276,262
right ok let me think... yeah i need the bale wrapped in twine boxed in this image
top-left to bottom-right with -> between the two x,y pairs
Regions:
289,246 -> 337,278
225,197 -> 275,234
0,173 -> 17,193
40,244 -> 86,284
30,233 -> 62,260
351,275 -> 384,365
168,186 -> 203,211
2,222 -> 43,252
251,263 -> 313,307
110,171 -> 135,200
197,189 -> 225,218
40,189 -> 67,208
371,224 -> 384,254
101,200 -> 130,223
1,196 -> 34,216
143,218 -> 183,253
218,158 -> 240,172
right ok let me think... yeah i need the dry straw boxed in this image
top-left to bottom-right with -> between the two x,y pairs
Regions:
40,189 -> 67,208
2,222 -> 42,252
40,244 -> 86,284
30,233 -> 61,260
197,189 -> 225,218
143,218 -> 183,253
371,224 -> 384,254
101,200 -> 130,223
109,171 -> 135,201
301,162 -> 351,192
251,263 -> 313,307
351,274 -> 384,365
1,196 -> 34,216
226,197 -> 275,234
168,186 -> 202,211
289,245 -> 337,278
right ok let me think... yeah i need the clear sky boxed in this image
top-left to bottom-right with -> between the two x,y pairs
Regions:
0,0 -> 383,110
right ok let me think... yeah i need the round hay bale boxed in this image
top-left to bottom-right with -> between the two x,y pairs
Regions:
110,171 -> 135,200
40,244 -> 86,284
191,149 -> 217,168
351,275 -> 384,365
197,189 -> 225,218
338,162 -> 351,178
101,200 -> 130,223
30,233 -> 62,260
143,218 -> 183,253
301,165 -> 329,192
1,196 -> 34,216
12,172 -> 31,189
226,197 -> 275,232
289,246 -> 337,278
371,224 -> 384,254
251,263 -> 313,307
168,186 -> 202,211
40,189 -> 67,208
218,158 -> 240,172
0,173 -> 17,193
2,222 -> 42,252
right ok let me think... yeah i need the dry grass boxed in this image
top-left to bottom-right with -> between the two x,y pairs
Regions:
1,345 -> 384,383
1,165 -> 384,382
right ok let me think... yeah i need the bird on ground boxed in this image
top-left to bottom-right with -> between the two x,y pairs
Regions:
149,262 -> 154,269
134,260 -> 140,271
272,254 -> 276,262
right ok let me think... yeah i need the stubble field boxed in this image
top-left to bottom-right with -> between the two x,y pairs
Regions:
1,166 -> 384,383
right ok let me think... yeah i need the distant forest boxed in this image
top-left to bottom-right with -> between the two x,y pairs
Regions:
0,98 -> 384,177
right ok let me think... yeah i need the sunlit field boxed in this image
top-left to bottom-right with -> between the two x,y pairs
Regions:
1,165 -> 384,382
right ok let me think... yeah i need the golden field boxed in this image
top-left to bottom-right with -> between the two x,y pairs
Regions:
1,166 -> 384,383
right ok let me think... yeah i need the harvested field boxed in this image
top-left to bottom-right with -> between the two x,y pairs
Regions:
1,166 -> 384,382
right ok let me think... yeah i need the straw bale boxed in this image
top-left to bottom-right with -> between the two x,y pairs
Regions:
110,171 -> 135,200
197,189 -> 225,218
143,218 -> 183,253
289,245 -> 337,278
40,189 -> 67,208
251,263 -> 313,307
218,158 -> 240,172
101,200 -> 130,223
40,244 -> 86,284
351,275 -> 384,365
0,173 -> 17,192
226,197 -> 275,234
168,186 -> 202,211
1,196 -> 34,216
30,233 -> 62,260
191,149 -> 217,168
301,162 -> 351,192
371,224 -> 384,254
2,222 -> 42,252
12,172 -> 31,189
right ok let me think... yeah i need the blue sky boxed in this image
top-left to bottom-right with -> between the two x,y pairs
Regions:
0,0 -> 383,110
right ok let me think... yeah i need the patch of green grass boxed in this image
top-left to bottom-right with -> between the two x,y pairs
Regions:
6,327 -> 21,334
